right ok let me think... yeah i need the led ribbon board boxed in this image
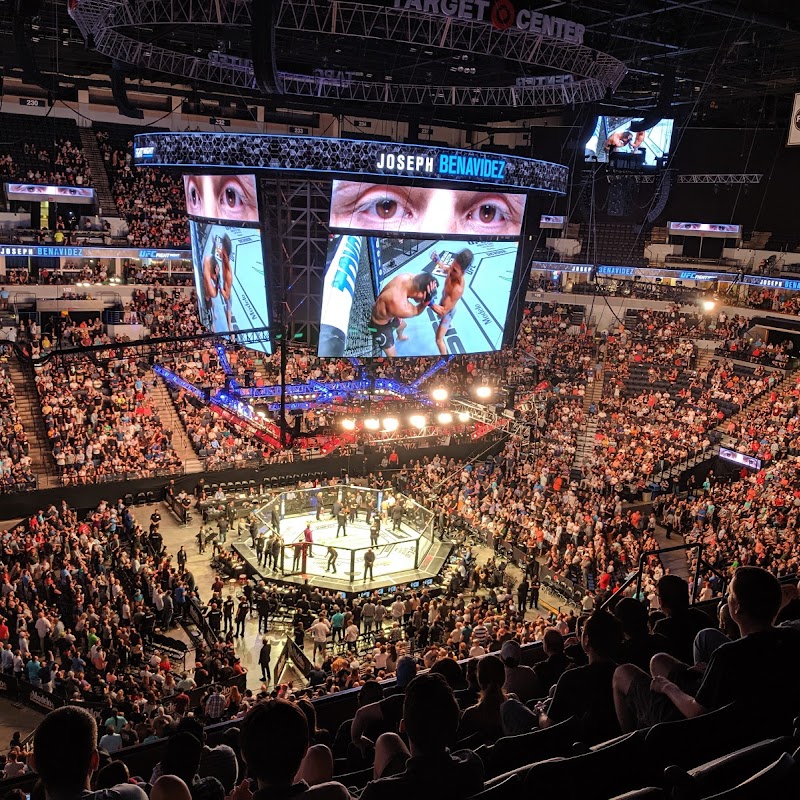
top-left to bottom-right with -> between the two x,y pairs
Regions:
133,133 -> 569,194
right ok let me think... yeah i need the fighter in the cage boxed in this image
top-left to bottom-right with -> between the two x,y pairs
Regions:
202,233 -> 233,331
429,248 -> 473,356
369,273 -> 439,356
603,129 -> 646,153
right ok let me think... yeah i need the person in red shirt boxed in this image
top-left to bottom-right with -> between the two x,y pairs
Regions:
0,619 -> 8,644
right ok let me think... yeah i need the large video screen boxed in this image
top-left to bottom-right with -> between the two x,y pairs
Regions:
328,180 -> 527,237
5,183 -> 96,204
185,173 -> 272,355
319,235 -> 519,358
584,117 -> 674,166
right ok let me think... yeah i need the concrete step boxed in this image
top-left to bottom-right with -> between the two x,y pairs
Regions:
6,359 -> 60,482
148,372 -> 204,469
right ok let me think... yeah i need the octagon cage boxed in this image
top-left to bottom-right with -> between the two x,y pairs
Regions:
255,485 -> 437,585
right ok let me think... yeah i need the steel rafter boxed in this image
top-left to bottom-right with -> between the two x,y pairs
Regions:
676,174 -> 763,185
69,0 -> 627,108
602,172 -> 763,185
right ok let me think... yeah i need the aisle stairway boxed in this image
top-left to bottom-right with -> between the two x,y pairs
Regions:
78,127 -> 116,216
148,376 -> 204,474
5,359 -> 61,489
571,363 -> 603,475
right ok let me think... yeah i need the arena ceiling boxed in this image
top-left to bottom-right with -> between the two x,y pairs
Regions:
2,0 -> 800,126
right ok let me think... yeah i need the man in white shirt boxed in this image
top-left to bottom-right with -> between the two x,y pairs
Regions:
345,622 -> 359,652
35,612 -> 52,654
309,617 -> 331,661
99,725 -> 123,754
391,597 -> 405,624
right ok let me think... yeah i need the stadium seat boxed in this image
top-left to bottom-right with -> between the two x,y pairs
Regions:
466,773 -> 522,800
477,715 -> 580,778
609,790 -> 665,800
333,765 -> 373,791
519,731 -> 656,800
701,752 -> 797,799
644,704 -> 784,770
664,737 -> 798,800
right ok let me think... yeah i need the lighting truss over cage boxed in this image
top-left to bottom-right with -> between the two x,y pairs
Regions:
68,0 -> 626,108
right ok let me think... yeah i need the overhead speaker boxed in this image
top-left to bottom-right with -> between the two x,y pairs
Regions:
13,0 -> 54,93
646,169 -> 673,224
251,0 -> 282,94
608,177 -> 636,217
629,70 -> 675,132
111,60 -> 144,119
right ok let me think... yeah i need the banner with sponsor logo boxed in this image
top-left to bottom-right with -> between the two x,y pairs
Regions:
0,245 -> 191,260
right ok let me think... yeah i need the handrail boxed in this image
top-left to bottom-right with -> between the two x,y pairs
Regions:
598,540 -> 730,612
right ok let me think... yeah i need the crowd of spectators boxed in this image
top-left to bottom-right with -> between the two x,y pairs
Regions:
0,137 -> 92,188
33,357 -> 182,485
0,499 -> 251,748
95,129 -> 188,249
123,261 -> 194,288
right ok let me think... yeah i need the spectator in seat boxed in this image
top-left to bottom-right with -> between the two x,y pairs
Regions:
159,731 -> 224,800
458,654 -> 507,743
360,673 -> 484,800
499,638 -> 540,703
238,699 -> 348,800
533,627 -> 573,695
613,566 -> 800,732
31,706 -> 147,800
614,597 -> 670,672
651,575 -> 712,664
502,610 -> 623,745
350,656 -> 417,756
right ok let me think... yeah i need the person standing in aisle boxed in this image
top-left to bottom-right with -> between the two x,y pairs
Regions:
223,596 -> 234,634
530,574 -> 541,610
258,637 -> 272,684
235,596 -> 249,637
518,576 -> 529,614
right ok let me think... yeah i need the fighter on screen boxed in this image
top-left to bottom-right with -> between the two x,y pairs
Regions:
202,234 -> 233,331
604,129 -> 646,153
369,273 -> 438,356
429,249 -> 473,356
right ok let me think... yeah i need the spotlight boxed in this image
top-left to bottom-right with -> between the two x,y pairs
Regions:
341,419 -> 356,431
431,387 -> 449,402
383,417 -> 399,431
364,418 -> 380,430
437,412 -> 453,424
457,411 -> 470,422
409,414 -> 427,428
702,300 -> 715,312
475,385 -> 492,399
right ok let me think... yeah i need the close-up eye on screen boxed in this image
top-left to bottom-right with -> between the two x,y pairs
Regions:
183,174 -> 260,224
328,180 -> 526,237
